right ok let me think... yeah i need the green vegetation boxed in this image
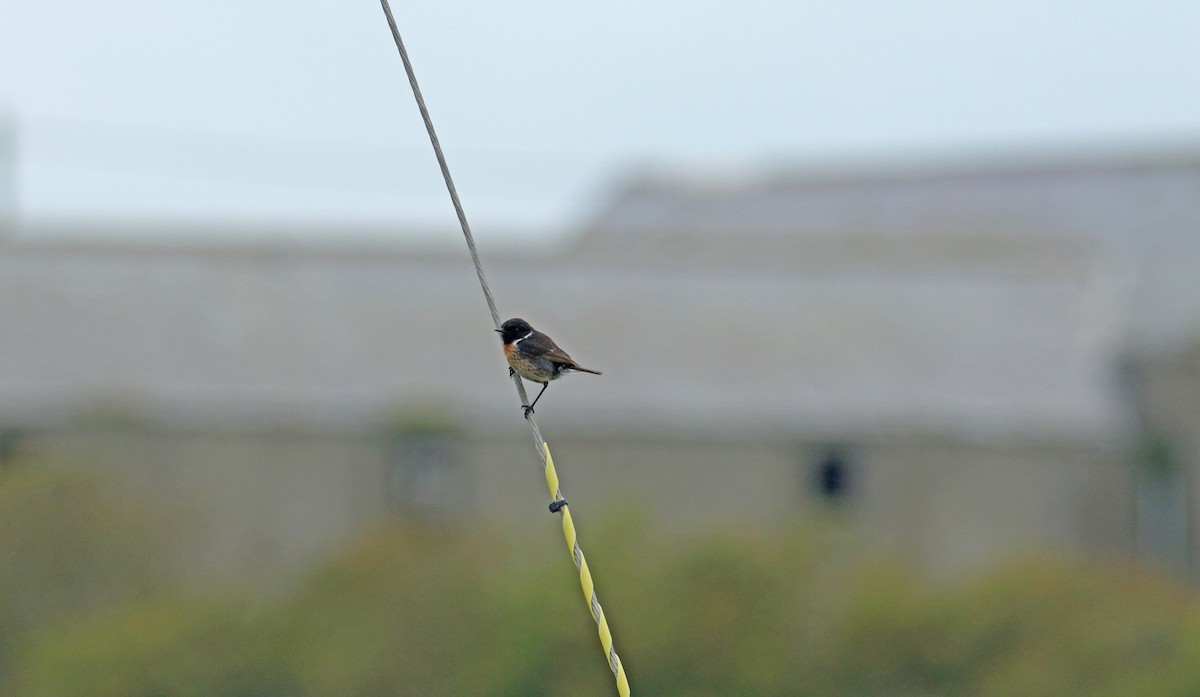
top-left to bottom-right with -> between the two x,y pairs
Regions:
2,467 -> 1200,696
0,467 -> 171,681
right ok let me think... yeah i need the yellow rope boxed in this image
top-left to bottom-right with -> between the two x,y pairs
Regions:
543,442 -> 631,697
375,4 -> 633,693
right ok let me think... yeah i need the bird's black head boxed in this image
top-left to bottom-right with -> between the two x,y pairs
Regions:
497,318 -> 534,343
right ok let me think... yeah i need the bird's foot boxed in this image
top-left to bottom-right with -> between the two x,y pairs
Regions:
508,367 -> 515,378
522,404 -> 535,419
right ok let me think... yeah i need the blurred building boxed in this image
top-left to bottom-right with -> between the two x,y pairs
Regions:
2,150 -> 1200,582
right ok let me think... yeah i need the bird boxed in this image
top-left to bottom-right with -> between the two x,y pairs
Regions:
496,318 -> 602,418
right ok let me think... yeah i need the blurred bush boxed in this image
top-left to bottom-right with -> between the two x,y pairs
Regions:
280,523 -> 527,697
8,599 -> 295,697
0,466 -> 172,686
4,484 -> 1200,697
805,558 -> 1196,697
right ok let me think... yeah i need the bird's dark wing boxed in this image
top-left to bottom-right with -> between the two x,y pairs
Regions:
524,330 -> 578,365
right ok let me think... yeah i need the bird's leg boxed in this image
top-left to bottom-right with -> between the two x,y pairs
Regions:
523,382 -> 549,418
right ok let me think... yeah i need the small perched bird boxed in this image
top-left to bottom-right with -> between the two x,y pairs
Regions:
497,318 -> 602,417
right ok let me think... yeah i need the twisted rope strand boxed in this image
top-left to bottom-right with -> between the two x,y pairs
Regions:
377,4 -> 628,694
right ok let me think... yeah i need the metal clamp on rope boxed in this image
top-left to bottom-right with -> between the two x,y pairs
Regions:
549,498 -> 568,513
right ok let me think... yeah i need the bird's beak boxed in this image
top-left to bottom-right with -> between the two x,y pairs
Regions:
494,329 -> 503,333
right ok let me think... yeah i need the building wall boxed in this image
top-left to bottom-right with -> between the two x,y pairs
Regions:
22,428 -> 389,582
856,439 -> 1133,576
7,425 -> 1135,583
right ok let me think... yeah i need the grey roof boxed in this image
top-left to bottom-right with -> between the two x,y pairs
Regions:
580,151 -> 1200,249
575,150 -> 1200,370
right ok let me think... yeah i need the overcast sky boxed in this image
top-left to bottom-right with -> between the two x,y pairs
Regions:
1,1 -> 1198,240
